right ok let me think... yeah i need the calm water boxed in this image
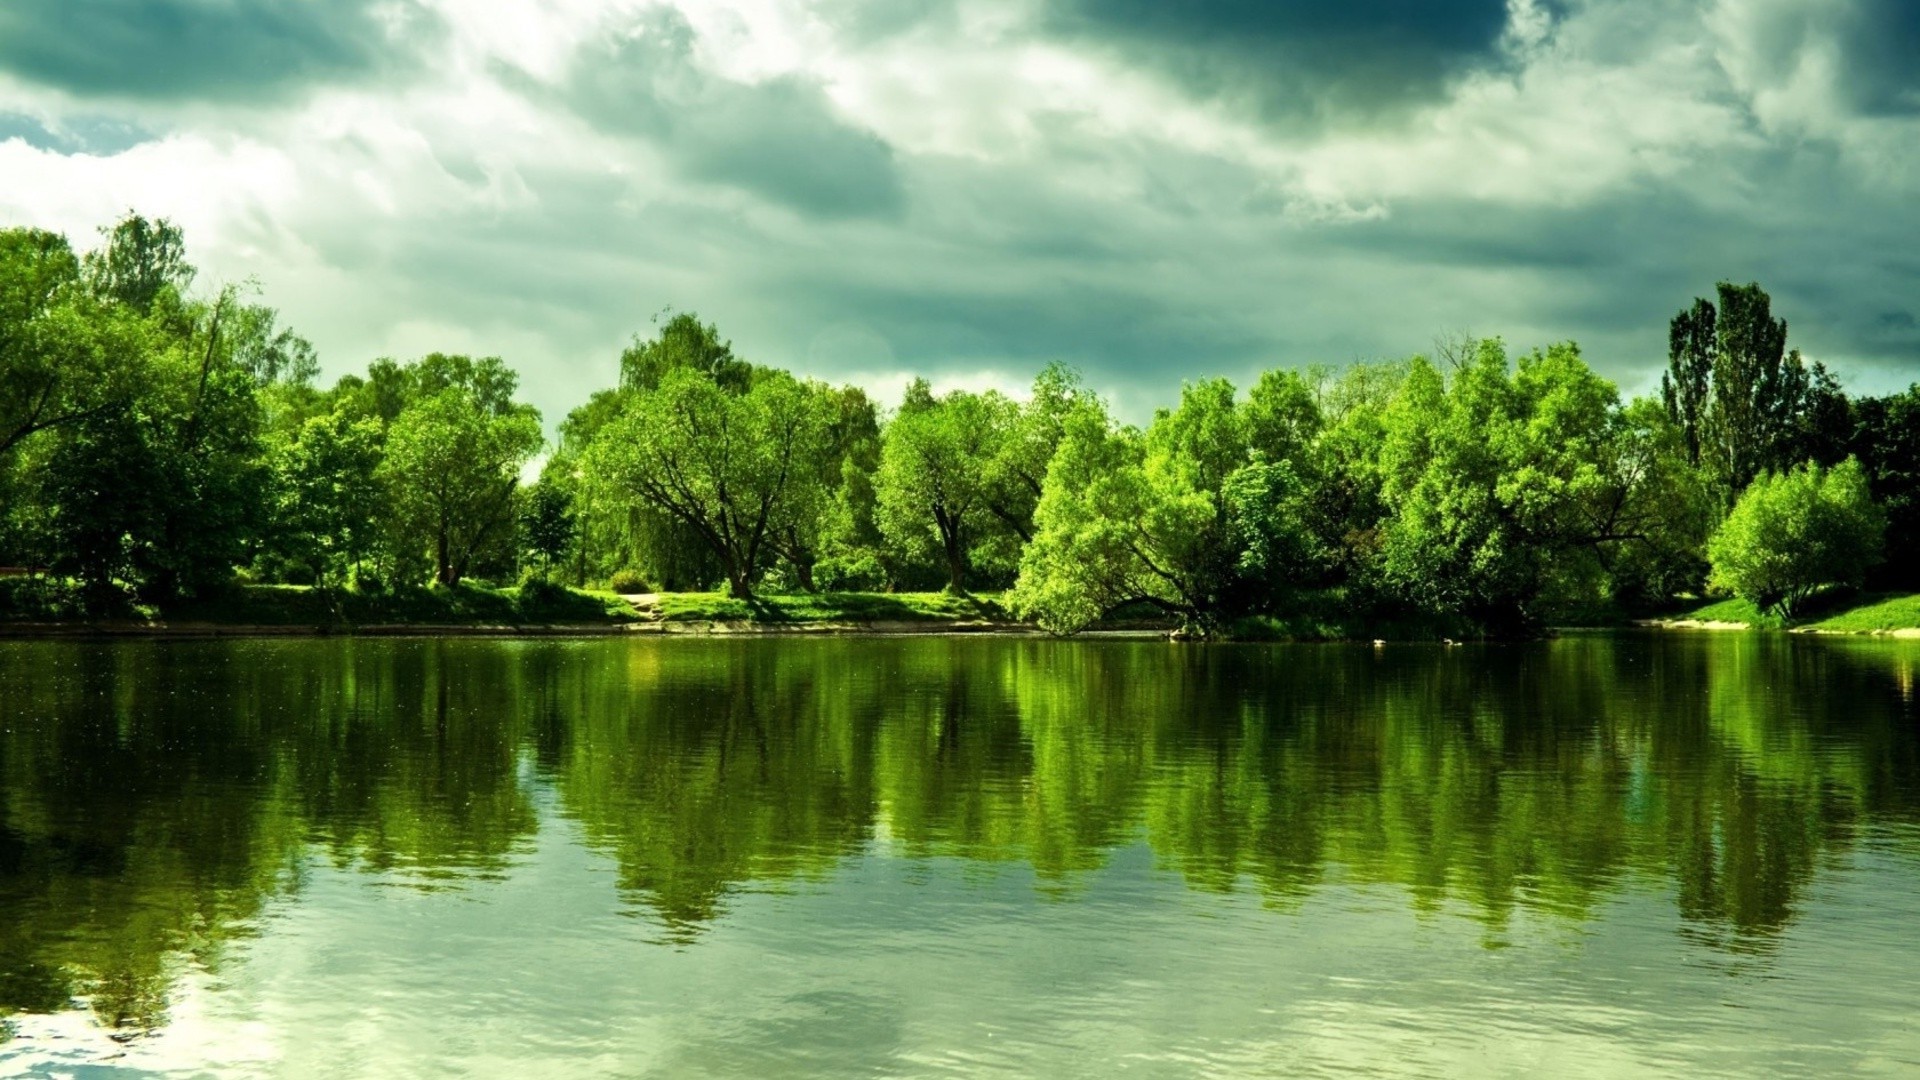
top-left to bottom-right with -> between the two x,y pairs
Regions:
1,634 -> 1917,1078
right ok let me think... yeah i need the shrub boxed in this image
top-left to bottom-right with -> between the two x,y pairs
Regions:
1707,457 -> 1885,619
605,568 -> 650,594
814,552 -> 887,592
515,571 -> 571,616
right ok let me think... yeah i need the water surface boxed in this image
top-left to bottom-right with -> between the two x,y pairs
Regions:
2,633 -> 1917,1077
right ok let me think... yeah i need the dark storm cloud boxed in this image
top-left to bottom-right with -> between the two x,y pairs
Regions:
1043,0 -> 1526,122
566,10 -> 905,220
1830,0 -> 1920,114
0,0 -> 437,103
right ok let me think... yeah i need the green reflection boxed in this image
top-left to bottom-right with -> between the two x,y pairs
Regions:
0,634 -> 1915,1034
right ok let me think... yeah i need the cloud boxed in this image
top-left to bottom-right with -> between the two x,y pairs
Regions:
0,0 -> 439,103
0,0 -> 1917,430
1041,0 -> 1532,123
563,9 -> 905,219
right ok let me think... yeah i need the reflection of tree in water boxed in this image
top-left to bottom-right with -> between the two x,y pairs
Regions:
1,634 -> 1916,1035
0,640 -> 540,1034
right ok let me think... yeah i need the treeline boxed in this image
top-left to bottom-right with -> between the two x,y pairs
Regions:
2,214 -> 1916,631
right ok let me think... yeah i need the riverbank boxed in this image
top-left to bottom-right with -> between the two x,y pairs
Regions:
1637,592 -> 1920,636
0,584 -> 1048,638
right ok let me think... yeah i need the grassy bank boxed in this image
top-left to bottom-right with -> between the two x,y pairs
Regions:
641,590 -> 1016,627
0,580 -> 642,631
1658,592 -> 1920,634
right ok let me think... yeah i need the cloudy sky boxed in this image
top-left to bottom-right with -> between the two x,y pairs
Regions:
2,0 -> 1917,422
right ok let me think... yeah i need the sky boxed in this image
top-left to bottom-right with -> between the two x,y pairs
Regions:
2,0 -> 1918,424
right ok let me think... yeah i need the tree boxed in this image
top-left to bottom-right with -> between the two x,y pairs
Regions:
767,383 -> 877,591
619,311 -> 751,393
1009,404 -> 1150,633
83,213 -> 193,315
981,363 -> 1098,545
519,481 -> 577,574
1707,458 -> 1885,619
0,228 -> 150,463
1375,341 -> 1651,629
1848,386 -> 1920,590
1663,282 -> 1813,499
381,386 -> 543,587
592,367 -> 831,599
266,408 -> 385,584
1012,379 -> 1253,632
875,383 -> 1014,593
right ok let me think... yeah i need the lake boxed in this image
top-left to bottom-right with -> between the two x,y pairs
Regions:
1,633 -> 1917,1077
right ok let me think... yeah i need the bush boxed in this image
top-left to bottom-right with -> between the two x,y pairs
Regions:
814,552 -> 886,592
515,571 -> 571,616
1707,457 -> 1885,619
0,576 -> 80,619
605,568 -> 650,594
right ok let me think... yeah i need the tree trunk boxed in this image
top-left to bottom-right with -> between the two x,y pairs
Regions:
727,562 -> 754,600
794,557 -> 816,593
941,524 -> 966,594
436,520 -> 454,587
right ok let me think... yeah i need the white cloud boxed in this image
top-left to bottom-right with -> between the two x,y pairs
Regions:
0,0 -> 1915,430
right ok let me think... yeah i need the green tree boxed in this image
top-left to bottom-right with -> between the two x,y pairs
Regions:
1663,282 -> 1813,499
1707,458 -> 1885,618
1848,385 -> 1920,590
619,311 -> 751,393
266,408 -> 386,584
875,383 -> 1014,593
0,228 -> 150,464
83,213 -> 193,315
591,367 -> 831,599
519,480 -> 577,573
1012,379 -> 1252,632
380,385 -> 543,587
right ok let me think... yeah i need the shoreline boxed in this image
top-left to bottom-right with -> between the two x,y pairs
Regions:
0,618 -> 1058,640
1634,618 -> 1920,638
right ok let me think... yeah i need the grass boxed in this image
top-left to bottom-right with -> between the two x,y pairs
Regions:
2,580 -> 642,627
644,590 -> 1012,625
1675,596 -> 1777,628
1670,591 -> 1920,633
1804,593 -> 1920,633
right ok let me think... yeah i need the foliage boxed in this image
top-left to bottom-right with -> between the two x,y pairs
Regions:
2,216 -> 1913,635
379,381 -> 543,588
519,481 -> 576,570
1707,458 -> 1885,618
874,382 -> 1014,592
590,367 -> 832,599
1663,281 -> 1822,500
605,568 -> 651,595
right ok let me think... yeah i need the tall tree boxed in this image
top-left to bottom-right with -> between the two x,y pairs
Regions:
875,383 -> 1013,593
1664,282 -> 1812,498
380,385 -> 543,587
84,214 -> 193,316
592,368 -> 831,599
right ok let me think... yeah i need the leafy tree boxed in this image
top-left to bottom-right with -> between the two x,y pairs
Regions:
1009,403 -> 1149,633
591,367 -> 831,599
1663,282 -> 1813,499
619,311 -> 751,393
1848,386 -> 1920,590
266,408 -> 385,584
1707,458 -> 1885,619
380,384 -> 543,587
83,213 -> 193,315
519,481 -> 577,573
1013,379 -> 1254,632
0,228 -> 150,463
875,383 -> 1014,592
980,363 -> 1098,545
1376,341 -> 1656,628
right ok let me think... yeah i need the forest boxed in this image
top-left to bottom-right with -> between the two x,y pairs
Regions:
2,213 -> 1916,635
